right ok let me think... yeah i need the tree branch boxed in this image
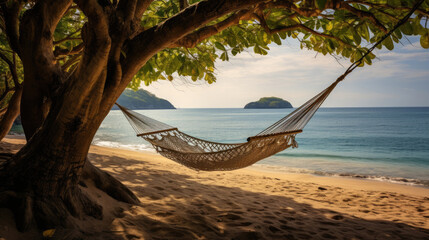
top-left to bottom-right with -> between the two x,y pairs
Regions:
338,3 -> 388,33
117,0 -> 137,23
269,0 -> 322,17
0,75 -> 12,103
169,10 -> 252,48
53,28 -> 82,45
0,86 -> 22,140
54,43 -> 84,57
270,0 -> 390,33
71,0 -> 111,101
254,13 -> 356,49
0,51 -> 20,88
123,0 -> 266,84
0,1 -> 23,55
135,0 -> 154,20
61,54 -> 81,72
0,106 -> 7,116
347,1 -> 429,18
179,0 -> 189,10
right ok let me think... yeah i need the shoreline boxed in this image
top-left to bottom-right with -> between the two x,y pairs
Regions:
5,135 -> 429,197
8,122 -> 429,189
91,142 -> 429,198
92,141 -> 429,190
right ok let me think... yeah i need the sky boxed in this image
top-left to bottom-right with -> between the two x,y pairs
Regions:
145,38 -> 429,108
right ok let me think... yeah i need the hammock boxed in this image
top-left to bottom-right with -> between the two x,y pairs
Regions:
116,2 -> 421,171
116,79 -> 337,171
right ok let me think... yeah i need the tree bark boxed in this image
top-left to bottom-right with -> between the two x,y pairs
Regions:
0,87 -> 22,141
1,86 -> 139,230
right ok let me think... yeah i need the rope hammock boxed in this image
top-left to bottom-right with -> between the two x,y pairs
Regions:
116,1 -> 423,171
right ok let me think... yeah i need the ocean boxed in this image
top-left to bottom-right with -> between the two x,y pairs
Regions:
10,107 -> 429,187
92,107 -> 429,187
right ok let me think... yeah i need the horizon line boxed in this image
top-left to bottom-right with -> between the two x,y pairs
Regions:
115,106 -> 429,109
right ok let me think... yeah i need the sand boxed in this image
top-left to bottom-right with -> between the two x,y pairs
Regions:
1,136 -> 428,239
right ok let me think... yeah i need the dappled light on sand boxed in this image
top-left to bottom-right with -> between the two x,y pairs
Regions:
1,137 -> 428,239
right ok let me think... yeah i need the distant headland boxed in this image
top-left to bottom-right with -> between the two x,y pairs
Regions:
112,89 -> 175,110
244,97 -> 293,109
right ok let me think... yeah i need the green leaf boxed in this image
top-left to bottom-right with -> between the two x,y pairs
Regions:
383,36 -> 394,50
359,24 -> 370,41
253,45 -> 268,55
214,42 -> 226,51
315,0 -> 327,10
220,52 -> 229,61
272,33 -> 282,45
231,47 -> 239,56
364,55 -> 372,65
388,0 -> 401,6
253,45 -> 261,54
278,31 -> 287,39
420,33 -> 429,49
352,29 -> 361,46
400,22 -> 413,35
326,21 -> 333,31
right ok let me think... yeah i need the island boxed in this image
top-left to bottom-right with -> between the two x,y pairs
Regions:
112,89 -> 176,110
244,97 -> 293,109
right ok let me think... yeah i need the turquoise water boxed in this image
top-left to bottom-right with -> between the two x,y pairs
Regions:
93,107 -> 429,186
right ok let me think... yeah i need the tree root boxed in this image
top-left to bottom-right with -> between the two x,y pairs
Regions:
81,160 -> 140,205
0,153 -> 139,232
0,152 -> 14,170
0,187 -> 103,232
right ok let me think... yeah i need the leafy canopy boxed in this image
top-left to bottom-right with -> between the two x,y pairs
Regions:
129,0 -> 429,88
0,29 -> 23,110
1,0 -> 429,96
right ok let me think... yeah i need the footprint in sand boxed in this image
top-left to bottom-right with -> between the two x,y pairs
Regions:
126,234 -> 140,240
269,225 -> 280,233
155,211 -> 174,217
227,221 -> 253,227
331,215 -> 344,220
219,213 -> 243,221
321,233 -> 337,239
231,231 -> 262,240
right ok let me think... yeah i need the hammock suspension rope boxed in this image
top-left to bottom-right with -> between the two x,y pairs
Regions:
116,1 -> 424,171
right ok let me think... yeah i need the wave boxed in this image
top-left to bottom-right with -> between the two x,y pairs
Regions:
276,152 -> 380,162
254,163 -> 429,187
7,132 -> 25,136
275,152 -> 428,164
92,140 -> 155,153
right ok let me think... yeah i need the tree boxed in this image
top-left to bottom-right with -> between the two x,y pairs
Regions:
0,0 -> 428,234
0,33 -> 22,140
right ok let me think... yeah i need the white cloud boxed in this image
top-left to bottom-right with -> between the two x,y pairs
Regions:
145,41 -> 429,108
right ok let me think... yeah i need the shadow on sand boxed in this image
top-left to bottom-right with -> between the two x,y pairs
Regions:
87,152 -> 429,240
0,140 -> 428,240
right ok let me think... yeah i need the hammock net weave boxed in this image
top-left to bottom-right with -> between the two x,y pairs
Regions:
116,80 -> 339,171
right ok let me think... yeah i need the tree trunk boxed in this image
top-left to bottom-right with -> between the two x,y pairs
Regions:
0,1 -> 143,232
0,87 -> 22,141
0,80 -> 139,231
0,0 -> 265,233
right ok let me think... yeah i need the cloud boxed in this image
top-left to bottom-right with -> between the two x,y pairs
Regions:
144,41 -> 429,108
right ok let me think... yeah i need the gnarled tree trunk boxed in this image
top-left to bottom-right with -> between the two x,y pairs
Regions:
0,77 -> 140,230
0,0 -> 267,232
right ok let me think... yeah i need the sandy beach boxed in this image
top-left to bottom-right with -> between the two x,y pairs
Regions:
1,136 -> 428,239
